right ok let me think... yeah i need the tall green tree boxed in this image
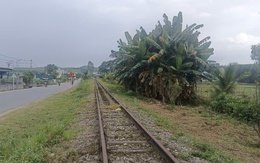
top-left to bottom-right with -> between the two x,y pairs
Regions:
45,64 -> 58,79
251,43 -> 260,63
250,44 -> 260,142
146,14 -> 214,104
251,43 -> 260,82
87,61 -> 94,75
98,60 -> 114,74
111,31 -> 150,92
111,12 -> 214,105
22,71 -> 34,86
237,64 -> 257,83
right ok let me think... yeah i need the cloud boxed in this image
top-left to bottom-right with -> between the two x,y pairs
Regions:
250,12 -> 260,18
226,33 -> 260,47
0,0 -> 260,67
197,12 -> 211,18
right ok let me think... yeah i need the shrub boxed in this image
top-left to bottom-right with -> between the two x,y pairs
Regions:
23,71 -> 34,86
252,106 -> 260,140
210,93 -> 260,141
103,72 -> 115,83
210,93 -> 256,122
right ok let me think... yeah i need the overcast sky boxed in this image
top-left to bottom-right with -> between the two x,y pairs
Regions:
0,0 -> 260,68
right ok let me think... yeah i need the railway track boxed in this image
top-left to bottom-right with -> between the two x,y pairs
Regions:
94,79 -> 179,163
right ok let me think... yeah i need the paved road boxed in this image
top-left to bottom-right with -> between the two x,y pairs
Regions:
0,80 -> 80,115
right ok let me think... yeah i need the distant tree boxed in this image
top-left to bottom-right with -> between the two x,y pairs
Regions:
87,61 -> 94,75
82,70 -> 88,80
60,74 -> 68,82
98,60 -> 114,74
23,71 -> 34,86
251,43 -> 260,83
237,64 -> 257,83
250,44 -> 260,141
251,44 -> 260,63
45,64 -> 58,79
79,66 -> 88,73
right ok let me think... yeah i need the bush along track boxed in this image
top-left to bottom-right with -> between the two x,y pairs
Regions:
210,92 -> 260,141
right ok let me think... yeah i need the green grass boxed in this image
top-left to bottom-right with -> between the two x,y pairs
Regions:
0,79 -> 93,162
191,141 -> 238,163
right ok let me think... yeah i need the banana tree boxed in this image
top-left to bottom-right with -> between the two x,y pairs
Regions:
111,31 -> 150,91
111,12 -> 214,105
145,13 -> 213,104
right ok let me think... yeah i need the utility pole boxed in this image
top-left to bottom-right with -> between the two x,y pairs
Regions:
30,59 -> 32,68
16,59 -> 21,68
7,62 -> 10,68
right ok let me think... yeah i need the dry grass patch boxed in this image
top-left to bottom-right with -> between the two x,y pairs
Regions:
136,102 -> 260,163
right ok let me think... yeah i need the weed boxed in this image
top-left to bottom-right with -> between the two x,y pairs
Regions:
63,130 -> 77,140
163,104 -> 175,111
66,149 -> 78,159
178,152 -> 190,161
191,141 -> 239,163
177,131 -> 185,137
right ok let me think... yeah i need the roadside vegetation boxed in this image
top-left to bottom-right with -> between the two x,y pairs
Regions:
22,71 -> 34,87
0,79 -> 93,162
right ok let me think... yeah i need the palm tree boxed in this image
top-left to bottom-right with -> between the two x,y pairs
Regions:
251,43 -> 260,63
212,65 -> 239,95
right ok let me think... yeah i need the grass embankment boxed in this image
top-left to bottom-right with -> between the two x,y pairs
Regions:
100,80 -> 260,163
0,79 -> 93,162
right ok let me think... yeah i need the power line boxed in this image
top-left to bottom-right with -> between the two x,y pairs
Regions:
0,53 -> 18,68
0,53 -> 18,60
0,53 -> 33,68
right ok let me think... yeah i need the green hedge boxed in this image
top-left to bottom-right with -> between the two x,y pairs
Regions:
210,93 -> 259,123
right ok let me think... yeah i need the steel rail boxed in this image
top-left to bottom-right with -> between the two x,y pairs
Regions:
95,80 -> 179,163
94,81 -> 108,163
